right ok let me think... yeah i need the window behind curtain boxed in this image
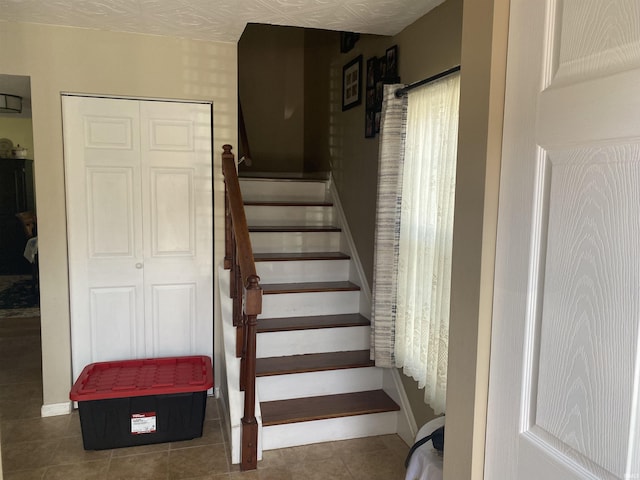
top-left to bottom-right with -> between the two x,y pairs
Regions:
394,72 -> 460,414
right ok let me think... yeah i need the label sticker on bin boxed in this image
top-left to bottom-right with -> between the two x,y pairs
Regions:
131,412 -> 157,434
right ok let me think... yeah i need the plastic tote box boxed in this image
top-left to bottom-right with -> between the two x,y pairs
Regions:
70,356 -> 214,450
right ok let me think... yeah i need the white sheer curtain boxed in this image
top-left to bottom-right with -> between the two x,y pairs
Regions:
394,73 -> 460,414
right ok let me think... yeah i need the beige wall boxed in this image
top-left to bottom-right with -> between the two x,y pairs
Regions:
327,0 -> 463,288
394,0 -> 464,86
238,24 -> 305,173
0,22 -> 237,410
0,117 -> 35,159
320,0 -> 463,429
444,0 -> 509,478
303,29 -> 337,173
326,33 -> 389,284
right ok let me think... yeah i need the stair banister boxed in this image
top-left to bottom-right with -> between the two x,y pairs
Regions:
238,99 -> 253,167
221,144 -> 262,471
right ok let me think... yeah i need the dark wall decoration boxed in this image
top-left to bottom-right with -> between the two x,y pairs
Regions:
365,45 -> 399,138
340,32 -> 360,53
342,55 -> 363,111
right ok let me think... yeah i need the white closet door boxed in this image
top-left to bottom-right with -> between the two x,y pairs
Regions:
139,100 -> 213,360
63,96 -> 213,381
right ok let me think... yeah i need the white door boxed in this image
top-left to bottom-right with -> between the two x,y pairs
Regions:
485,1 -> 640,479
63,96 -> 213,381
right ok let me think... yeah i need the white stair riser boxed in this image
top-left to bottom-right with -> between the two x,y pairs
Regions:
257,326 -> 370,358
246,205 -> 334,227
256,259 -> 349,283
240,179 -> 327,202
261,411 -> 399,451
250,231 -> 341,253
257,367 -> 383,401
261,290 -> 359,318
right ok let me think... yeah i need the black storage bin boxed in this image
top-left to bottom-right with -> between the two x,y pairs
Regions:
70,356 -> 213,450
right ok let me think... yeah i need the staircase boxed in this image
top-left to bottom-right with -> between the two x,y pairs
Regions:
220,174 -> 411,464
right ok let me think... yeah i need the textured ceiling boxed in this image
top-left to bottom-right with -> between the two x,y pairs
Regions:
0,0 -> 445,43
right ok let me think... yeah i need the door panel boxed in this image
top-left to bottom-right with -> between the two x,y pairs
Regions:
486,1 -> 640,479
140,101 -> 213,363
150,168 -> 195,256
89,286 -> 139,362
87,167 -> 136,257
64,96 -> 143,379
148,119 -> 194,151
83,115 -> 133,149
533,147 -> 640,477
151,283 -> 197,357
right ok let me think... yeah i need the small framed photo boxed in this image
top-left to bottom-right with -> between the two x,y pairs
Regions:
385,45 -> 399,82
365,111 -> 375,138
342,55 -> 363,111
340,32 -> 360,53
366,56 -> 379,88
380,56 -> 387,81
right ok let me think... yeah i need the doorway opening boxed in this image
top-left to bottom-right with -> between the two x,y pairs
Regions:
0,73 -> 43,447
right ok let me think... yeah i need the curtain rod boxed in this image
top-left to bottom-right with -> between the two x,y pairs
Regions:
395,65 -> 461,98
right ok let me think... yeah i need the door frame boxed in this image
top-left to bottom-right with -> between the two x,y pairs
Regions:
441,0 -> 510,478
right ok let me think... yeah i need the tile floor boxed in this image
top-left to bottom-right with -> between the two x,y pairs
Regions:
0,280 -> 410,479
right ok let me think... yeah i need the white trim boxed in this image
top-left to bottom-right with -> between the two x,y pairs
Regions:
329,174 -> 372,318
385,368 -> 418,446
60,91 -> 213,106
41,402 -> 72,417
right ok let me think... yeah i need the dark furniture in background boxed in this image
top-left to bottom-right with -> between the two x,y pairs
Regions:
0,158 -> 35,274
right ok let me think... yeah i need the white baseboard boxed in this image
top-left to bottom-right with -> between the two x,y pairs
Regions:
385,368 -> 418,446
328,176 -> 372,318
41,402 -> 72,417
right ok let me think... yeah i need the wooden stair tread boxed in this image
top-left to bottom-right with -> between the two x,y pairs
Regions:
257,313 -> 369,332
262,281 -> 360,294
254,252 -> 350,262
249,225 -> 340,232
256,350 -> 374,376
244,201 -> 333,207
261,390 -> 400,426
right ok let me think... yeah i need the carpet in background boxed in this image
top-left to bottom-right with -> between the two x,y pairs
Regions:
0,279 -> 39,309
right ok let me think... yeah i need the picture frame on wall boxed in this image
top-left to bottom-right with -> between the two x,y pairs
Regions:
364,47 -> 400,138
366,57 -> 378,88
342,55 -> 363,111
340,32 -> 360,53
379,56 -> 387,81
385,45 -> 398,81
365,57 -> 378,138
365,111 -> 375,138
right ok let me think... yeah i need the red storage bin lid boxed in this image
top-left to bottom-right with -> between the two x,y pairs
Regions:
70,356 -> 214,401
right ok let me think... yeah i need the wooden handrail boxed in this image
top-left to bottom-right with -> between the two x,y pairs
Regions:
238,99 -> 253,167
221,144 -> 262,471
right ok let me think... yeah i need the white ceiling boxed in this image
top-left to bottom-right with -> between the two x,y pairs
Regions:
0,0 -> 445,44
